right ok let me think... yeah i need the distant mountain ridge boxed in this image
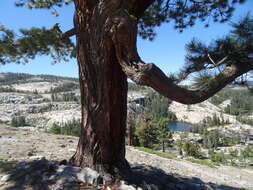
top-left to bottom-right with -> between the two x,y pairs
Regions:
0,72 -> 78,85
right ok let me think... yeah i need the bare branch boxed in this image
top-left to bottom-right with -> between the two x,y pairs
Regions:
208,54 -> 228,66
207,54 -> 228,72
216,56 -> 228,65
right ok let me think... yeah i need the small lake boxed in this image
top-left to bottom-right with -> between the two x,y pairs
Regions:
168,122 -> 192,132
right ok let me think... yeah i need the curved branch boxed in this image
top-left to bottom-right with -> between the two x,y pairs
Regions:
121,61 -> 251,104
111,10 -> 252,105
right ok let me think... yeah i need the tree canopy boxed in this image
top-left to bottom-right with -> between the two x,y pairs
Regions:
0,0 -> 248,63
12,0 -> 247,39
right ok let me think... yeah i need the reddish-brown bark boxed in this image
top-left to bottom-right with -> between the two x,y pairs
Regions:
70,0 -> 132,179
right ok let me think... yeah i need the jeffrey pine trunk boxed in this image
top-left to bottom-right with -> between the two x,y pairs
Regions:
70,0 -> 132,177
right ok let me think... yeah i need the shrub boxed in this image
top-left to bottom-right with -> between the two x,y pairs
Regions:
133,147 -> 177,160
189,124 -> 207,134
182,141 -> 202,158
203,130 -> 220,149
209,150 -> 227,164
50,82 -> 79,93
50,123 -> 61,134
49,119 -> 81,137
11,116 -> 27,127
176,139 -> 203,158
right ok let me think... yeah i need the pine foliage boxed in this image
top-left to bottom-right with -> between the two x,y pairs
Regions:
0,24 -> 75,64
139,0 -> 245,40
176,15 -> 253,86
15,0 -> 72,10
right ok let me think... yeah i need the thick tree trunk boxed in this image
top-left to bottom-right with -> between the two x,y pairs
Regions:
70,1 -> 132,179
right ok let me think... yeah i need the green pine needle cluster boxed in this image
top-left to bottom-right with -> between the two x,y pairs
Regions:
14,0 -> 245,41
174,14 -> 253,87
15,0 -> 72,9
0,24 -> 75,64
138,0 -> 245,40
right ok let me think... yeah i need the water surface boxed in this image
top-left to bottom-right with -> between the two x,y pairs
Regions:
168,122 -> 191,132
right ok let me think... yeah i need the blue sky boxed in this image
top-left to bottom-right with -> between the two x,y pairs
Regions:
0,0 -> 253,78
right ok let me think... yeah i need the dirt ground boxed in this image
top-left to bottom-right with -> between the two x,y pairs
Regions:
1,124 -> 253,190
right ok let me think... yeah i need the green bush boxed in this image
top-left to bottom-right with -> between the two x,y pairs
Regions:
182,141 -> 202,158
203,130 -> 220,149
241,146 -> 253,160
221,136 -> 241,147
209,150 -> 227,164
50,123 -> 61,134
11,116 -> 27,127
49,119 -> 81,137
50,82 -> 79,93
176,139 -> 203,158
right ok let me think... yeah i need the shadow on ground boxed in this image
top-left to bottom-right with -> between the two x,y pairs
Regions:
127,164 -> 246,190
0,159 -> 247,190
0,159 -> 62,190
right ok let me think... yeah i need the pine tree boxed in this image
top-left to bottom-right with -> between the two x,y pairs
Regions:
157,117 -> 172,152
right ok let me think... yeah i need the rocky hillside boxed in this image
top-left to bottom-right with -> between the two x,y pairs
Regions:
169,101 -> 253,135
1,72 -> 253,136
0,73 -> 80,130
0,73 -> 146,131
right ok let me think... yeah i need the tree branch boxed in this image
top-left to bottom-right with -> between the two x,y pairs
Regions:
62,28 -> 76,39
207,54 -> 228,73
128,0 -> 155,19
111,10 -> 252,105
121,59 -> 251,104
